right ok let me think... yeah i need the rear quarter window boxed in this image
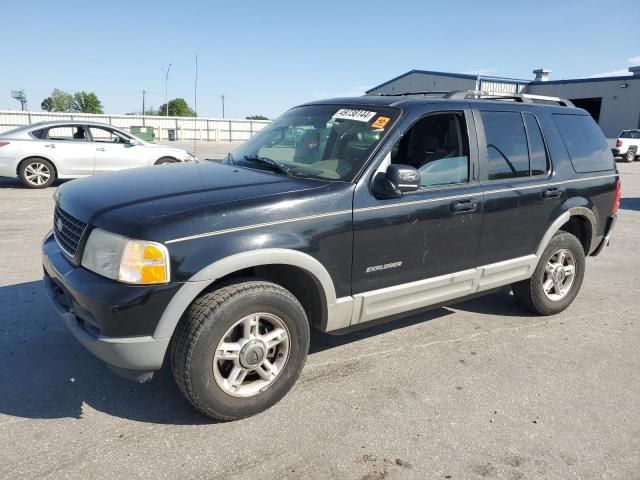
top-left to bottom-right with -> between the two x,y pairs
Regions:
553,114 -> 614,173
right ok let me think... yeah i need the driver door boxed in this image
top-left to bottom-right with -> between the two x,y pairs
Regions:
89,126 -> 147,174
350,107 -> 484,325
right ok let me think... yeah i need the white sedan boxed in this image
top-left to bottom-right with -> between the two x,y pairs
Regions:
0,121 -> 197,188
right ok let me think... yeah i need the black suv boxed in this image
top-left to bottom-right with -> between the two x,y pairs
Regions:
42,91 -> 620,420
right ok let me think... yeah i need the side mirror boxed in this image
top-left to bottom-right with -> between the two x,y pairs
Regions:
127,137 -> 139,145
372,164 -> 420,199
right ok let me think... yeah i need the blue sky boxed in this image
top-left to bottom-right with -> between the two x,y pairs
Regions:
1,0 -> 638,118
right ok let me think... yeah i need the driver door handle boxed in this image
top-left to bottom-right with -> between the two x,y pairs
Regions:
542,188 -> 562,199
96,147 -> 106,152
44,143 -> 56,148
450,199 -> 478,213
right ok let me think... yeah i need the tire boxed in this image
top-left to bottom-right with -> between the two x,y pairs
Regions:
18,157 -> 56,188
171,281 -> 310,421
512,230 -> 586,316
625,149 -> 636,163
155,157 -> 177,165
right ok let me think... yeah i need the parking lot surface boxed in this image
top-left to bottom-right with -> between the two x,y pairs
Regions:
0,160 -> 639,479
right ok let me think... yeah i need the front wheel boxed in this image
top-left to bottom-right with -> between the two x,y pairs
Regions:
171,281 -> 310,421
625,149 -> 636,163
18,158 -> 56,188
155,157 -> 177,165
512,230 -> 585,315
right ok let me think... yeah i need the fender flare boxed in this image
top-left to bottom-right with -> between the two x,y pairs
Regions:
535,207 -> 597,258
152,248 -> 338,339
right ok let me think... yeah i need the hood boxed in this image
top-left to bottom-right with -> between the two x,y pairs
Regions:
56,161 -> 330,232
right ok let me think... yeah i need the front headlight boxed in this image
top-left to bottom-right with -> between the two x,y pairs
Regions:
81,229 -> 170,284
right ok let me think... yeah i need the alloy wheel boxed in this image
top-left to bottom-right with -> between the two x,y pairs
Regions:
213,312 -> 290,398
542,248 -> 577,301
24,162 -> 51,186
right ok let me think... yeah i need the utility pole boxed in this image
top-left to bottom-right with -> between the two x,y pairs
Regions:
162,63 -> 172,116
193,54 -> 198,157
221,94 -> 225,118
142,90 -> 146,115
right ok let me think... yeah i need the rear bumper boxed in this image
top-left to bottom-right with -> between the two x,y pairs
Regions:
592,214 -> 617,256
0,155 -> 18,177
42,232 -> 179,378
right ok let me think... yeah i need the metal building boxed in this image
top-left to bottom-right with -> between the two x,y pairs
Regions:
366,67 -> 640,138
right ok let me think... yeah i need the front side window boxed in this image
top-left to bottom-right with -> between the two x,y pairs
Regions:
230,105 -> 399,181
89,127 -> 130,144
481,111 -> 529,180
45,125 -> 88,142
390,112 -> 469,188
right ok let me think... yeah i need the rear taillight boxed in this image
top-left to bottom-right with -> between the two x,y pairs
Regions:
616,139 -> 622,148
612,178 -> 621,215
0,141 -> 9,148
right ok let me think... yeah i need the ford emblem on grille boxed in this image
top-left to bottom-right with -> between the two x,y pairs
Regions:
56,218 -> 63,232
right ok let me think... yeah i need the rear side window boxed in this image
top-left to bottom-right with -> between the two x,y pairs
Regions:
553,114 -> 614,173
481,111 -> 529,180
620,131 -> 640,139
523,113 -> 549,176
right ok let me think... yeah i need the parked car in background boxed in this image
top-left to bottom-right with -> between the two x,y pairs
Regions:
613,129 -> 640,162
0,121 -> 197,188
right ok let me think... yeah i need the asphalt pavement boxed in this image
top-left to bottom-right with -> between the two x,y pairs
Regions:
0,156 -> 639,479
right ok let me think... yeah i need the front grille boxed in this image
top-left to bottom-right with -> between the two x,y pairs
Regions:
53,205 -> 87,257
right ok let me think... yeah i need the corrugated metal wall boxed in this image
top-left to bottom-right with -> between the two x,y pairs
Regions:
525,78 -> 640,138
0,110 -> 270,142
369,72 -> 478,94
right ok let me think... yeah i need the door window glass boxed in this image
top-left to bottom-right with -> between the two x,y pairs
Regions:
46,126 -> 88,142
481,111 -> 529,180
89,127 -> 130,144
390,112 -> 469,187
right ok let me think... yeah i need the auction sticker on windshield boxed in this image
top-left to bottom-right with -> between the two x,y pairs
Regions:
332,109 -> 377,122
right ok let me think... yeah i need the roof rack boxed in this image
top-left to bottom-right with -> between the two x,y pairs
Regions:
444,90 -> 574,107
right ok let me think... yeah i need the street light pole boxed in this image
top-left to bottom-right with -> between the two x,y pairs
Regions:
142,90 -> 146,115
162,63 -> 172,116
221,94 -> 225,118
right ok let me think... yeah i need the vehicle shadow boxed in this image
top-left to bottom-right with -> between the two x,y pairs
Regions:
0,177 -> 66,189
0,279 -> 510,425
620,197 -> 640,211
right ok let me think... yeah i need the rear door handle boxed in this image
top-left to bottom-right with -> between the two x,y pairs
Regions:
96,147 -> 106,152
44,143 -> 56,148
451,199 -> 478,213
542,188 -> 562,199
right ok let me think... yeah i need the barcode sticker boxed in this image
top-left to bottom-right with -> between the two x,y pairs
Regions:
332,109 -> 377,122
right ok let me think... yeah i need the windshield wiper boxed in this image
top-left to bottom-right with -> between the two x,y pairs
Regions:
243,154 -> 293,176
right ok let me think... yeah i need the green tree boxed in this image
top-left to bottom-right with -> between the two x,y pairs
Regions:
40,89 -> 74,112
246,115 -> 269,120
157,98 -> 196,117
72,91 -> 103,114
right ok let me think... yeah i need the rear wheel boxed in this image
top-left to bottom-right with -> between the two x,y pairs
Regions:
18,158 -> 56,188
512,230 -> 585,315
625,149 -> 636,163
171,281 -> 310,421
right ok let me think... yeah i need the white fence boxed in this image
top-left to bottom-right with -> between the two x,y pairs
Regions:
0,110 -> 270,142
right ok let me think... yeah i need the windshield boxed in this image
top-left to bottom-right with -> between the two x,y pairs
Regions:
230,104 -> 399,181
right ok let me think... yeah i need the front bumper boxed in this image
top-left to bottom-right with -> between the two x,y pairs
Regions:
42,233 -> 180,377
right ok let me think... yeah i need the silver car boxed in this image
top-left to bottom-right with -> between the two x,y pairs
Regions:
0,121 -> 197,188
